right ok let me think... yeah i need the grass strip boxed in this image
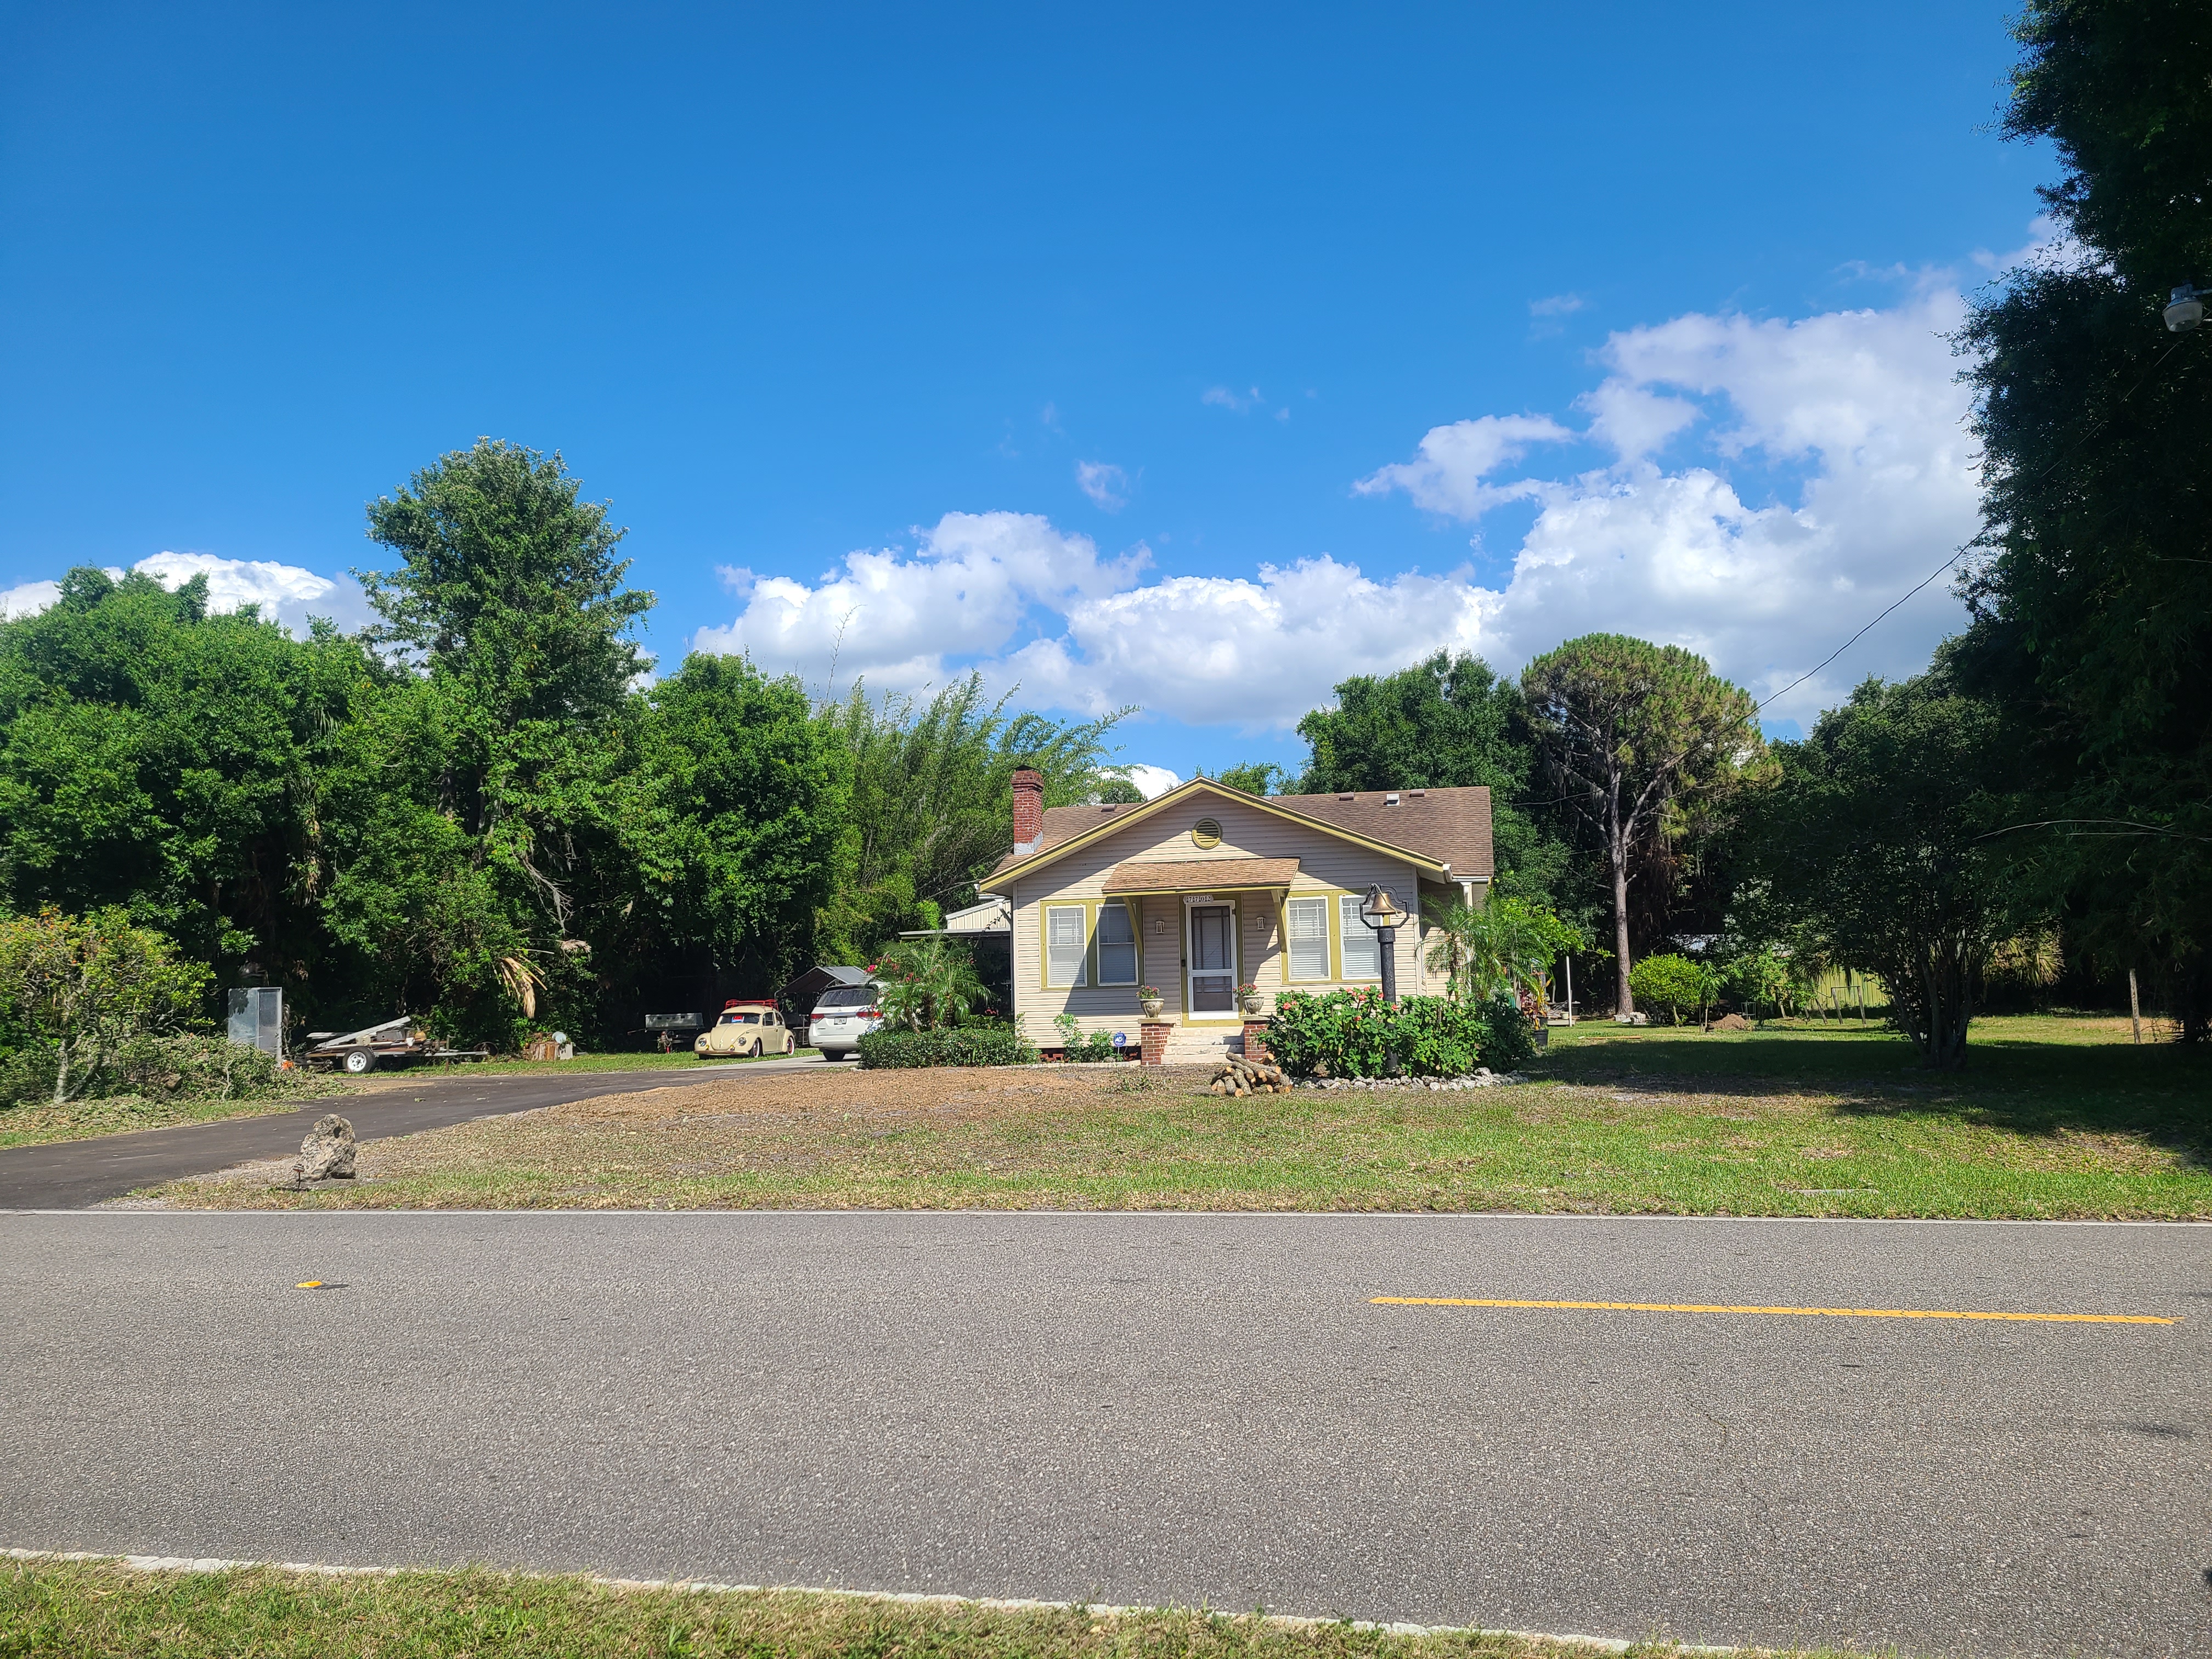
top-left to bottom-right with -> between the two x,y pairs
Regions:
0,1556 -> 1899,1658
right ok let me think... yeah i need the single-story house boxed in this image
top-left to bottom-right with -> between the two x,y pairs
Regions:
985,771 -> 1493,1063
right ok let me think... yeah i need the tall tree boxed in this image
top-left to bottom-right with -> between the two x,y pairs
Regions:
1520,635 -> 1764,1015
1294,650 -> 1567,904
328,440 -> 654,1037
1956,0 -> 2212,1035
1734,669 -> 2018,1068
0,568 -> 364,992
816,674 -> 1128,958
625,652 -> 850,992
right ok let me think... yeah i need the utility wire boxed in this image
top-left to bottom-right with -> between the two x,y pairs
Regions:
1758,320 -> 2198,716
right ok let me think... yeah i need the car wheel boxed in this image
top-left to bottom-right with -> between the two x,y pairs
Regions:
749,1040 -> 762,1059
341,1049 -> 377,1075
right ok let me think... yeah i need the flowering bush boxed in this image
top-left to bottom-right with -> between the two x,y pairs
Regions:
1265,987 -> 1534,1078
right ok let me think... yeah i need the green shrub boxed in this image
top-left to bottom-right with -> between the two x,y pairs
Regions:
1266,988 -> 1533,1078
1629,953 -> 1720,1025
857,1025 -> 1039,1069
1,1032 -> 286,1107
1051,1012 -> 1119,1062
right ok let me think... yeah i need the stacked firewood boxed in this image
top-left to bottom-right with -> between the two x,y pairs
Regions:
1207,1053 -> 1293,1096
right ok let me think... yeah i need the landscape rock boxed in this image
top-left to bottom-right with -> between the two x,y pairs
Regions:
295,1113 -> 357,1182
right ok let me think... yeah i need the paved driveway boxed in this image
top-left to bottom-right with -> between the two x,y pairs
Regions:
0,1055 -> 830,1209
2,1211 -> 2205,1656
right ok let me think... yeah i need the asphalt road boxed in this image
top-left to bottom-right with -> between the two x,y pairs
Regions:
2,1213 -> 2206,1657
0,1056 -> 830,1209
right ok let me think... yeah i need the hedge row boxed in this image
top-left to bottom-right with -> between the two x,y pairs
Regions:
1265,988 -> 1536,1079
856,1025 -> 1040,1069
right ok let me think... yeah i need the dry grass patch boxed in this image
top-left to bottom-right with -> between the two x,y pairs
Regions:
140,1021 -> 2212,1219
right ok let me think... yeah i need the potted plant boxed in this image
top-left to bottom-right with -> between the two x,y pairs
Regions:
1139,985 -> 1165,1019
1235,981 -> 1263,1015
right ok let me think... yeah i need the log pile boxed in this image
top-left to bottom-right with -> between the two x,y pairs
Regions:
1208,1053 -> 1293,1096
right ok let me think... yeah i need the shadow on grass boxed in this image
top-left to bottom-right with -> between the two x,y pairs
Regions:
1536,1022 -> 2212,1169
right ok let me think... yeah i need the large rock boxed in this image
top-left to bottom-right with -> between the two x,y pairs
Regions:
296,1114 -> 357,1182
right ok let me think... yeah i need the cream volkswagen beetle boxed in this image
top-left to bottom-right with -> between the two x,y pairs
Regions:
692,999 -> 797,1059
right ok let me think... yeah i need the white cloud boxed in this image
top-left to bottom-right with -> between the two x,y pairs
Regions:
134,551 -> 373,634
1005,556 -> 1492,726
0,555 -> 370,635
1529,293 -> 1585,317
693,270 -> 1987,732
1075,460 -> 1128,511
1359,284 -> 1979,720
1202,385 -> 1265,413
1351,414 -> 1573,518
2,580 -> 61,620
692,511 -> 1148,696
1124,763 -> 1180,799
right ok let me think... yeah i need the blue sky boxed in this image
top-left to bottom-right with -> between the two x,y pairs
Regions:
1,2 -> 2048,787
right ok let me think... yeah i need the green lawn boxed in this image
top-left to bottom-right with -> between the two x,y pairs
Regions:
150,1014 -> 2211,1218
0,1558 -> 1891,1658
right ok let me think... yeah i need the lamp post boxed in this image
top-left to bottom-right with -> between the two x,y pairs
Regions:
1358,883 -> 1408,1003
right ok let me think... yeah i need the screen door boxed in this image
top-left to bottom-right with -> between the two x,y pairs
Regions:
1187,904 -> 1236,1014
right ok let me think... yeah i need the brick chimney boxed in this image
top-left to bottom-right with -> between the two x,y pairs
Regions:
1011,768 -> 1045,857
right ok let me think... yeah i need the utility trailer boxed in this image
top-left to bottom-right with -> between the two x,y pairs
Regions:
301,1016 -> 492,1075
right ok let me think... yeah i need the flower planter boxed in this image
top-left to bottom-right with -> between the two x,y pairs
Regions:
1140,997 -> 1165,1019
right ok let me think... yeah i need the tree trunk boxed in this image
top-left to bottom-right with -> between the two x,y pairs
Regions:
1610,825 -> 1633,1016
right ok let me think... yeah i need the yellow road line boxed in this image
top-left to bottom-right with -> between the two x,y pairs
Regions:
1372,1296 -> 2176,1325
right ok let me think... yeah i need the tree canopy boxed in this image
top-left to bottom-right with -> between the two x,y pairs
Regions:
1956,0 -> 2212,1034
1734,669 -> 2015,1067
1520,635 -> 1765,1015
1295,650 -> 1567,906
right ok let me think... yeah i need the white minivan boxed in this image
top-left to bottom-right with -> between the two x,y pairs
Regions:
807,983 -> 885,1059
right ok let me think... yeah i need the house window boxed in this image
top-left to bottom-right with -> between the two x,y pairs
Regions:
1046,905 -> 1087,987
1339,894 -> 1380,980
1096,902 -> 1137,984
1285,897 -> 1329,980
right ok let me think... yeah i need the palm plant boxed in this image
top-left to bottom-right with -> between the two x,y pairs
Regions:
868,935 -> 988,1032
1424,895 -> 1588,1006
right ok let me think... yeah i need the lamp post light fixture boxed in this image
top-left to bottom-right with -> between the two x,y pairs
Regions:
2164,283 -> 2205,333
1358,882 -> 1408,1003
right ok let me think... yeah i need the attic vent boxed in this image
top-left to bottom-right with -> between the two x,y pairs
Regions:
1409,789 -> 1426,797
1192,817 -> 1223,850
1385,793 -> 1401,805
1336,793 -> 1355,802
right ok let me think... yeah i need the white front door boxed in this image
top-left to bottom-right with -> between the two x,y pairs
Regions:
1187,902 -> 1237,1018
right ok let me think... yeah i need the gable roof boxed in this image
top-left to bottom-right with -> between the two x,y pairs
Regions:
989,777 -> 1492,885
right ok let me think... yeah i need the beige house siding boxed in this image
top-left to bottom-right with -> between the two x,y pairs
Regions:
1008,794 -> 1479,1043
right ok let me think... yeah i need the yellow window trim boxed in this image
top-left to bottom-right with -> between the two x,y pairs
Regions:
1039,898 -> 1139,990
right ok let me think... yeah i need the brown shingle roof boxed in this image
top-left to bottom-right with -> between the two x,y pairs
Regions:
1272,786 -> 1492,881
1103,857 -> 1300,894
989,783 -> 1493,882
